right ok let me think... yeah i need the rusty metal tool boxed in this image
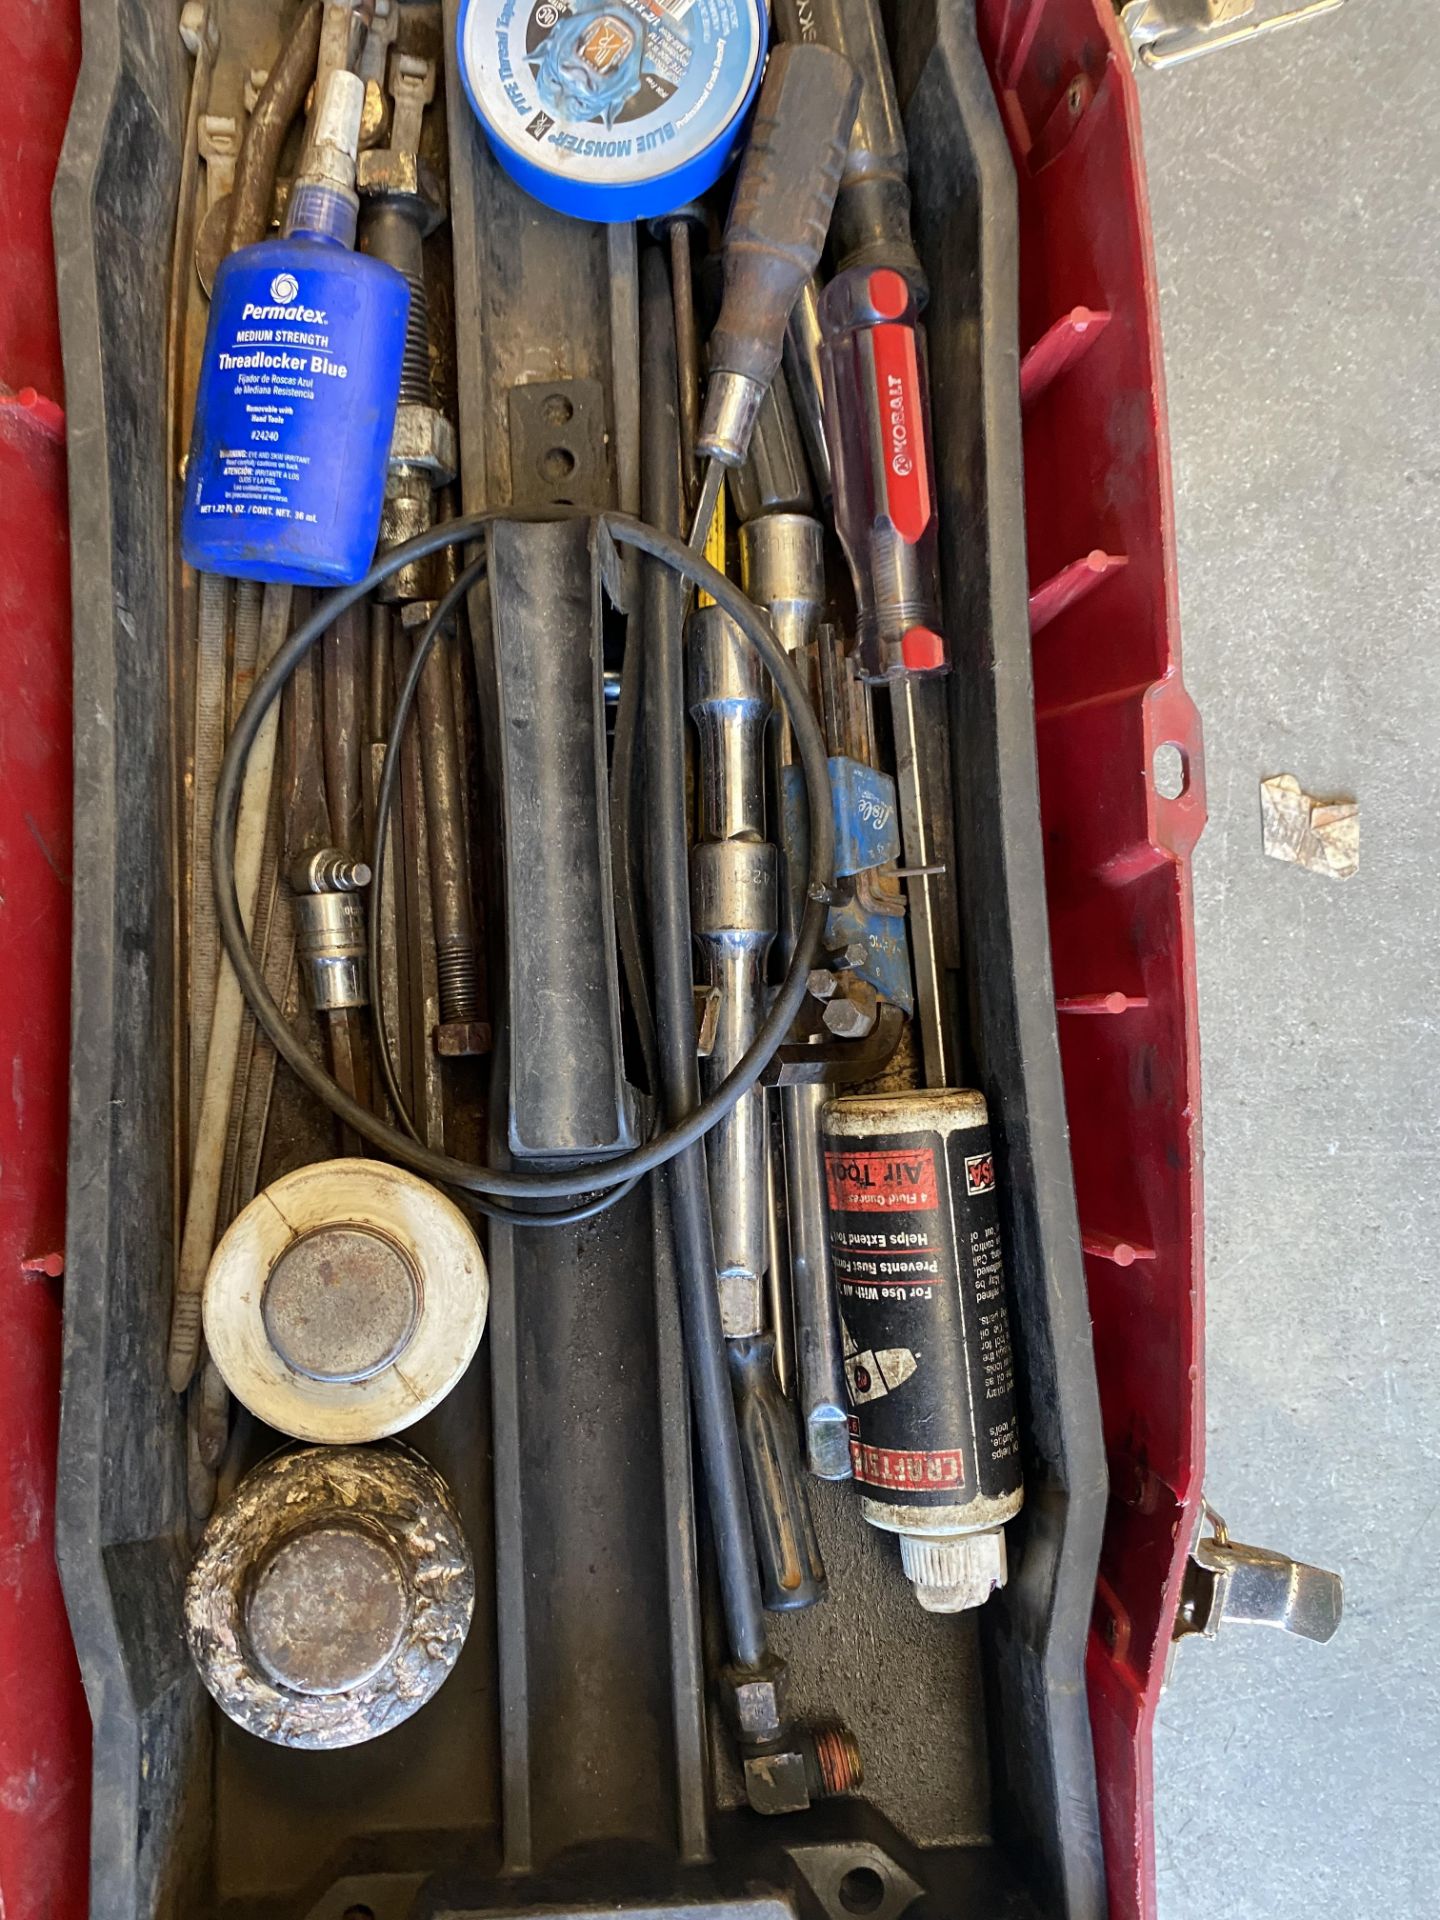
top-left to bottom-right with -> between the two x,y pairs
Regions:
170,584 -> 293,1392
358,48 -> 482,1080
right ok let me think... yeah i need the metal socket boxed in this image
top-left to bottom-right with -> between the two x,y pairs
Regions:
692,841 -> 777,1338
739,512 -> 826,662
687,605 -> 771,844
291,889 -> 367,1011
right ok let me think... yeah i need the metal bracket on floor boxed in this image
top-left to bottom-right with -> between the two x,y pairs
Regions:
786,1841 -> 924,1920
1172,1501 -> 1344,1647
1117,0 -> 1345,70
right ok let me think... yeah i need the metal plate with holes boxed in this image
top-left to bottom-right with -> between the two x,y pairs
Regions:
788,1840 -> 924,1919
507,377 -> 610,510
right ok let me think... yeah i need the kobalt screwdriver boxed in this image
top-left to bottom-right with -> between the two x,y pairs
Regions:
782,3 -> 1026,1607
781,0 -> 956,1083
689,42 -> 861,548
820,262 -> 944,681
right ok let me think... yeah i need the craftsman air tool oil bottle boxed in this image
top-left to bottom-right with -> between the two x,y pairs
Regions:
822,1090 -> 1024,1613
182,71 -> 410,586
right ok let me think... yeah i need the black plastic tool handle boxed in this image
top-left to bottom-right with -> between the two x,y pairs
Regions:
772,0 -> 925,292
729,1332 -> 828,1611
708,43 -> 860,391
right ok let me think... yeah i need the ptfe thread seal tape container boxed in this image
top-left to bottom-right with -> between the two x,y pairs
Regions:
457,0 -> 767,223
202,1159 -> 489,1444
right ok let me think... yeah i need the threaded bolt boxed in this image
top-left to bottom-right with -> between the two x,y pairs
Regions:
398,269 -> 433,408
436,943 -> 482,1026
807,1722 -> 863,1798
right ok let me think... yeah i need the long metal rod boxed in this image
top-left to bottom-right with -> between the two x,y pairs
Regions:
892,672 -> 956,1088
642,248 -> 767,1673
669,217 -> 701,500
398,642 -> 446,1148
783,1080 -> 851,1478
170,584 -> 293,1390
414,627 -> 481,1026
189,571 -> 229,1149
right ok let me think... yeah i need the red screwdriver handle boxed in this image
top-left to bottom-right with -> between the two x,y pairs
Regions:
820,264 -> 947,679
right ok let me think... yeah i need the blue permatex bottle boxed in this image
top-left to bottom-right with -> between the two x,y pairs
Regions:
182,70 -> 410,586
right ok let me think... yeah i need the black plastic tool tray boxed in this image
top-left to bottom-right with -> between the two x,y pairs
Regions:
55,3 -> 1106,1917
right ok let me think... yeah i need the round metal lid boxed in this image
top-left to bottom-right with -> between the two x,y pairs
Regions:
261,1223 -> 422,1384
185,1445 -> 474,1749
247,1523 -> 410,1694
203,1158 -> 488,1444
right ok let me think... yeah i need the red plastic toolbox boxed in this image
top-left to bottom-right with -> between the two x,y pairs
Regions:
0,7 -> 90,1920
1,4 -> 1204,1918
975,7 -> 1206,1918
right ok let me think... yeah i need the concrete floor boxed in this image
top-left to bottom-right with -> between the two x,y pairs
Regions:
1137,5 -> 1440,1915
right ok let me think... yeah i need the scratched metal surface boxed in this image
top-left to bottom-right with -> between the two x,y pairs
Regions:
1140,5 -> 1440,1915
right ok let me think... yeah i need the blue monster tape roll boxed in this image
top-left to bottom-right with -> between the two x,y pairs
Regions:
457,0 -> 767,224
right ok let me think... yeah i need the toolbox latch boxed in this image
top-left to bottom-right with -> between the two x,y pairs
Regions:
1173,1503 -> 1344,1647
1117,0 -> 1346,71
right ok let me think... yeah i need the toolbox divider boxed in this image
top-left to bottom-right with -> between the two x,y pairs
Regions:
896,9 -> 1108,1917
54,6 -> 198,1920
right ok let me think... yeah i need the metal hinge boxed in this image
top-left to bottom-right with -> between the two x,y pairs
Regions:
1172,1501 -> 1344,1653
1118,0 -> 1346,70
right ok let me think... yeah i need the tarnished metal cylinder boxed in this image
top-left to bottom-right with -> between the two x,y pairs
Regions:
291,888 -> 367,1010
687,605 -> 770,844
740,511 -> 826,959
409,616 -> 481,1026
739,512 -> 825,667
366,205 -> 432,402
378,473 -> 435,603
729,371 -> 814,525
692,839 -> 777,1338
185,1445 -> 474,1749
